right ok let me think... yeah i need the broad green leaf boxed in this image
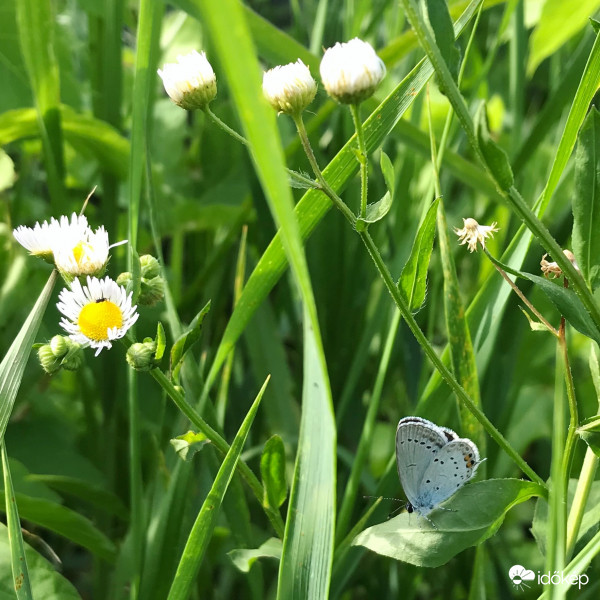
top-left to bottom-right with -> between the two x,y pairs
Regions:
379,151 -> 395,196
170,300 -> 211,379
169,431 -> 210,462
425,0 -> 461,84
399,198 -> 440,311
353,479 -> 544,567
260,435 -> 287,509
167,377 -> 268,600
0,524 -> 81,599
359,191 -> 392,225
1,444 -> 32,599
474,102 -> 513,191
228,537 -> 282,573
200,0 -> 483,400
528,0 -> 600,75
0,491 -> 116,562
573,107 -> 600,291
0,271 -> 57,443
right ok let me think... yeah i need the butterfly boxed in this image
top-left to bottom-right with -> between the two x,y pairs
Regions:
395,416 -> 481,519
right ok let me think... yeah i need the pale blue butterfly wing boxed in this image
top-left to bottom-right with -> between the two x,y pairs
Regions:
395,416 -> 480,517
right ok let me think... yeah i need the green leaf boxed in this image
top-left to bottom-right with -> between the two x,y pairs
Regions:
166,377 -> 268,600
228,537 -> 282,573
528,0 -> 600,75
0,523 -> 81,599
474,102 -> 514,191
379,151 -> 395,196
353,479 -> 544,567
1,444 -> 33,599
399,198 -> 440,311
169,431 -> 211,462
0,271 -> 57,444
577,416 -> 600,457
155,322 -> 166,363
260,435 -> 287,509
425,0 -> 461,84
358,191 -> 392,225
170,300 -> 211,379
573,107 -> 600,291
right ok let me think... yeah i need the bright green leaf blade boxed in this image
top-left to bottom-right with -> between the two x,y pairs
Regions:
260,435 -> 287,509
400,198 -> 440,311
0,523 -> 81,599
0,271 -> 57,443
1,444 -> 33,599
170,300 -> 211,375
425,0 -> 461,83
0,491 -> 117,562
169,431 -> 210,462
228,537 -> 282,574
360,191 -> 392,224
379,151 -> 395,196
527,0 -> 600,75
353,479 -> 544,567
573,107 -> 600,291
167,377 -> 268,600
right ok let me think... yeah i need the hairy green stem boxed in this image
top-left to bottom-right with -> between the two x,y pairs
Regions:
350,103 -> 368,219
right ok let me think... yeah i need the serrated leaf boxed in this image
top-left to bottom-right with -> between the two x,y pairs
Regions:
228,537 -> 282,573
399,198 -> 440,311
573,107 -> 600,291
380,151 -> 395,196
170,301 -> 211,379
475,102 -> 514,191
260,435 -> 287,509
170,431 -> 211,462
353,479 -> 544,567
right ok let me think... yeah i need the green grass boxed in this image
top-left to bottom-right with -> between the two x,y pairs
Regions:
1,0 -> 600,598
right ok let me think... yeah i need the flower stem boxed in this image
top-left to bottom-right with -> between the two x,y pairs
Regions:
204,106 -> 248,146
350,103 -> 368,219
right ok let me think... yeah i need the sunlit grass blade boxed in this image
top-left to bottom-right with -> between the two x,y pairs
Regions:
2,443 -> 33,600
0,270 -> 57,443
167,376 -> 269,600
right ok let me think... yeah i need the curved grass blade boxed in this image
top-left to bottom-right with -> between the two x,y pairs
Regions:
166,377 -> 268,600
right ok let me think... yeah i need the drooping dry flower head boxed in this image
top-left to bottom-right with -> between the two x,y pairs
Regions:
320,38 -> 386,104
454,218 -> 499,252
263,59 -> 317,115
158,50 -> 217,110
540,249 -> 581,279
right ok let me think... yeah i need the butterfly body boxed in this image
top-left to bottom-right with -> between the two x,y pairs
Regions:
395,416 -> 480,517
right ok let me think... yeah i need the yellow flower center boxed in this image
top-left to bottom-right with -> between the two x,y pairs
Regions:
72,241 -> 93,265
77,300 -> 123,341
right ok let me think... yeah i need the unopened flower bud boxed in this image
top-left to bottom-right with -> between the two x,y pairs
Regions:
38,335 -> 83,374
320,38 -> 386,104
38,344 -> 62,375
158,50 -> 217,111
50,334 -> 68,357
126,340 -> 159,372
263,60 -> 317,115
117,271 -> 133,290
139,276 -> 164,307
140,255 -> 161,279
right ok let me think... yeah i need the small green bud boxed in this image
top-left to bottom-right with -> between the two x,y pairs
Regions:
50,335 -> 68,357
61,348 -> 84,371
126,340 -> 159,371
140,255 -> 161,279
38,344 -> 62,375
139,276 -> 164,306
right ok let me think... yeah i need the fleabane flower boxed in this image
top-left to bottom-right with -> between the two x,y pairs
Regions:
263,59 -> 317,115
13,213 -> 89,262
53,225 -> 126,279
57,276 -> 139,356
454,218 -> 499,252
158,50 -> 217,110
320,38 -> 386,104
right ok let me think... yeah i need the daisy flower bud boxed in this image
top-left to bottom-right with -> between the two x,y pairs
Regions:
454,218 -> 499,253
320,38 -> 386,104
263,59 -> 317,115
126,340 -> 159,372
13,213 -> 89,263
38,335 -> 84,374
57,276 -> 139,356
158,50 -> 217,111
140,255 -> 161,279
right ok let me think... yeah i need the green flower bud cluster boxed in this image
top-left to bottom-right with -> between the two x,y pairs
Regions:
117,254 -> 165,307
38,335 -> 84,374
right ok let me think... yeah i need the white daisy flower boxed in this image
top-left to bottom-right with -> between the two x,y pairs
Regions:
454,218 -> 499,252
320,38 -> 386,104
57,276 -> 139,356
158,50 -> 217,110
263,59 -> 317,115
53,225 -> 126,278
13,213 -> 89,261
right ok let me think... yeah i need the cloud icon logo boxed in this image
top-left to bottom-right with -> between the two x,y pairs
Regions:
509,565 -> 535,590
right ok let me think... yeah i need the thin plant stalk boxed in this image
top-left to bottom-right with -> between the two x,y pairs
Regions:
350,103 -> 369,219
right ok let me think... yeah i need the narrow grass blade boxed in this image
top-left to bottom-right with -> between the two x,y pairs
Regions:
1,443 -> 33,599
0,270 -> 57,443
167,377 -> 268,600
